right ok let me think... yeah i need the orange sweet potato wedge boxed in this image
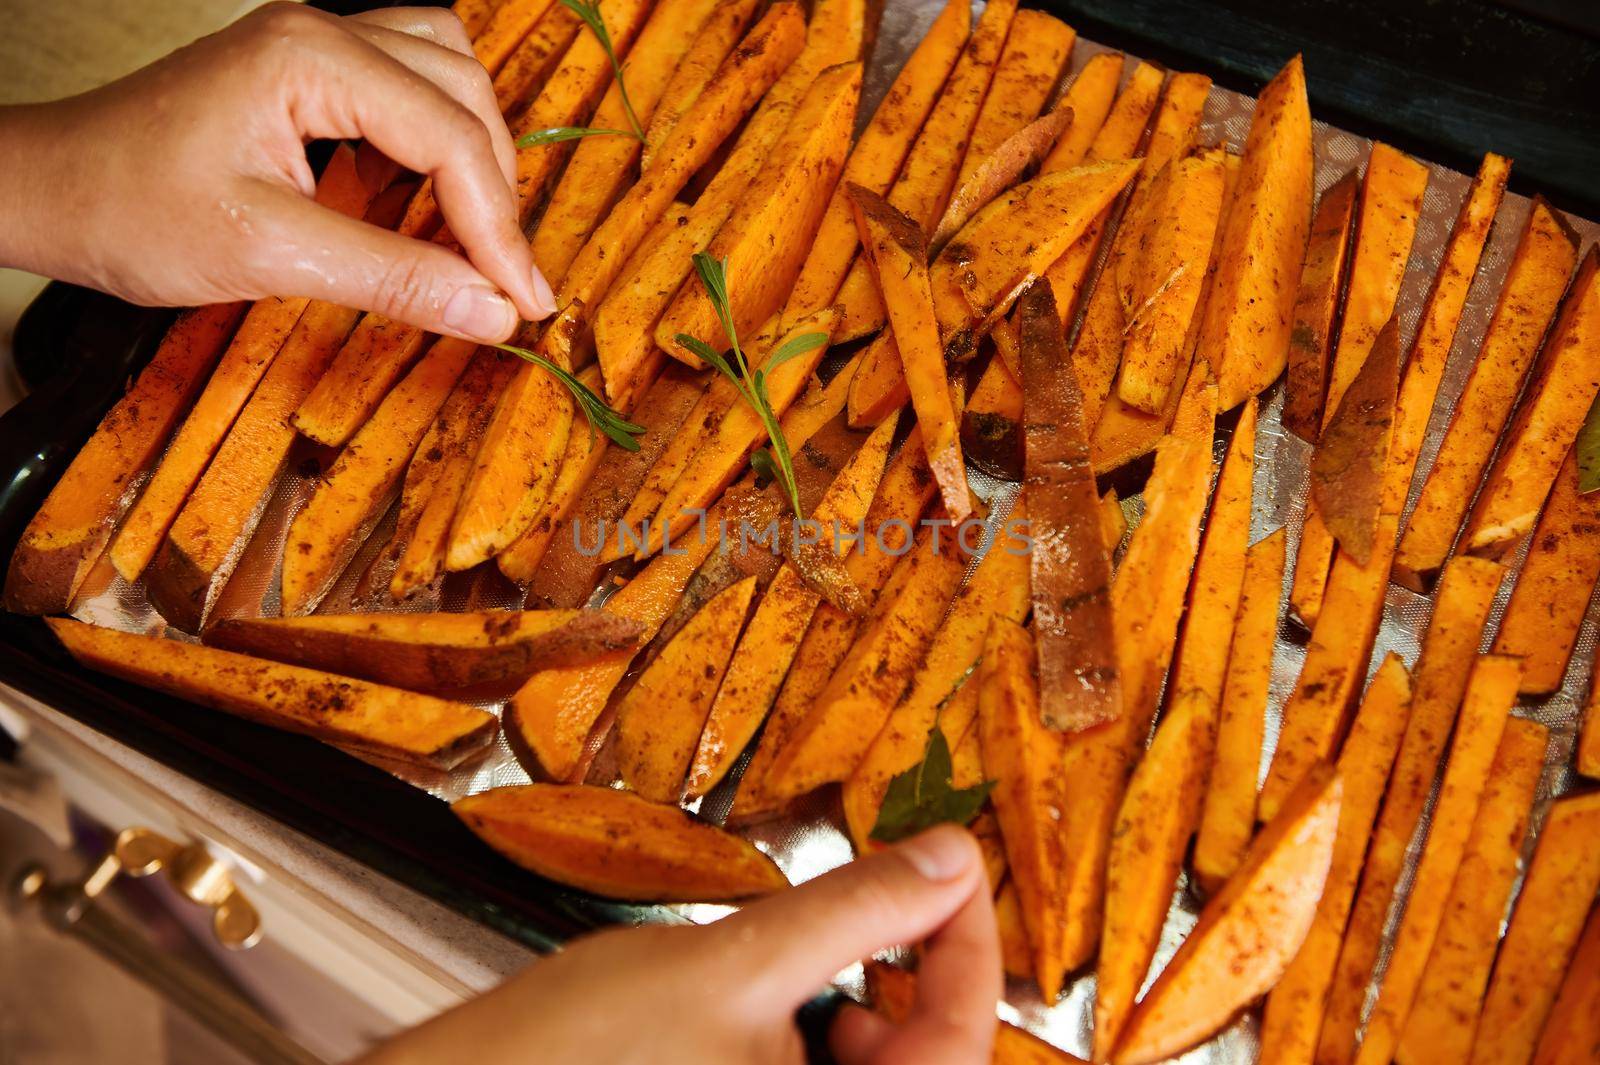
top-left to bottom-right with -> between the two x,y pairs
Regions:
486,3 -> 581,117
454,784 -> 788,901
1530,898 -> 1600,1065
1110,764 -> 1342,1065
639,0 -> 762,173
1283,169 -> 1359,440
1310,314 -> 1401,565
48,618 -> 495,769
471,0 -> 559,77
205,609 -> 639,692
1016,281 -> 1119,732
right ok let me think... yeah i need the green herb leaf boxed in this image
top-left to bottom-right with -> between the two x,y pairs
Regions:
750,448 -> 780,485
1578,391 -> 1600,493
870,726 -> 994,843
493,343 -> 645,452
765,332 -> 829,373
673,333 -> 737,380
518,126 -> 634,148
559,0 -> 646,143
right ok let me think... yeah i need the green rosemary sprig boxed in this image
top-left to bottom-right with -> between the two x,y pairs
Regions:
493,343 -> 646,452
517,126 -> 634,148
675,253 -> 827,517
562,0 -> 646,142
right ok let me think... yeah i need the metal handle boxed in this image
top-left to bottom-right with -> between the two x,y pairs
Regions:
9,829 -> 322,1065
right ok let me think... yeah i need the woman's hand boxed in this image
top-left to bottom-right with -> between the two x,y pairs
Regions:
362,825 -> 1002,1065
0,3 -> 554,343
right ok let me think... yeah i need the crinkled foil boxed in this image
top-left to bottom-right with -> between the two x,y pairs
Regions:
66,4 -> 1600,1059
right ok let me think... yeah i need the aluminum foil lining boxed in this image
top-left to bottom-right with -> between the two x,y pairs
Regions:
65,3 -> 1600,1059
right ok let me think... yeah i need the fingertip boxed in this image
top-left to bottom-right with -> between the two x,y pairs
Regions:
529,265 -> 557,319
829,1004 -> 895,1065
894,825 -> 986,883
441,285 -> 517,343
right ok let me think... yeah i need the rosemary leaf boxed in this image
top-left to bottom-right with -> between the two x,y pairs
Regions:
559,0 -> 646,143
493,343 -> 645,452
518,126 -> 634,148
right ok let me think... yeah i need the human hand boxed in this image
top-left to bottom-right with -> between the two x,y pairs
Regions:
361,825 -> 1001,1065
0,3 -> 554,344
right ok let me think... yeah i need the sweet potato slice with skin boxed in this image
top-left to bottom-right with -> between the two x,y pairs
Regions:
1462,247 -> 1600,557
686,414 -> 898,799
1038,51 -> 1123,173
1313,556 -> 1506,1064
1322,142 -> 1430,427
525,0 -> 724,291
1258,654 -> 1413,1065
1017,281 -> 1119,732
1264,153 -> 1510,810
1057,428 -> 1214,971
1354,654 -> 1520,1065
1395,718 -> 1548,1065
1394,196 -> 1580,589
849,185 -> 971,520
1532,900 -> 1600,1065
727,435 -> 938,821
980,618 -> 1071,1001
146,300 -> 361,630
1283,168 -> 1359,440
454,784 -> 787,901
281,338 -> 478,617
779,0 -> 971,331
639,0 -> 761,173
831,0 -> 1018,344
616,577 -> 756,804
1194,55 -> 1313,412
840,496 -> 1031,849
1111,764 -> 1342,1065
471,0 -> 557,77
654,63 -> 861,368
1469,792 -> 1600,1065
1191,526 -> 1286,895
930,107 -> 1078,260
1310,314 -> 1400,565
206,609 -> 639,691
2,302 -> 244,615
48,619 -> 495,769
1490,450 -> 1600,693
762,523 -> 967,802
952,9 -> 1075,192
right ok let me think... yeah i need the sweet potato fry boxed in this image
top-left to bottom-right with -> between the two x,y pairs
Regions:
1532,900 -> 1600,1065
655,63 -> 861,366
1469,792 -> 1600,1065
1310,314 -> 1400,564
1489,450 -> 1600,693
830,0 -> 1017,344
996,879 -> 1033,978
1462,248 -> 1600,557
454,0 -> 505,39
951,9 -> 1075,193
281,338 -> 478,616
1354,654 -> 1520,1065
47,619 -> 495,769
1191,525 -> 1286,894
1314,556 -> 1506,1065
1264,154 -> 1510,811
1116,154 -> 1228,413
487,2 -> 581,116
979,618 -> 1071,1001
1017,281 -> 1119,731
639,0 -> 761,172
291,319 -> 430,449
454,784 -> 787,900
1056,429 -> 1214,970
1395,717 -> 1548,1065
109,299 -> 308,582
959,356 -> 1024,479
930,107 -> 1078,259
1111,764 -> 1342,1065
1194,55 -> 1313,411
616,576 -> 755,803
687,415 -> 898,799
145,300 -> 361,630
1395,197 -> 1580,588
849,184 -> 971,519
839,496 -> 1031,848
763,523 -> 967,802
525,0 -> 723,290
471,0 -> 558,77
780,0 -> 971,329
1258,653 -> 1413,1065
1283,169 -> 1359,440
1038,51 -> 1123,173
1322,143 -> 1430,426
1138,71 -> 1211,182
207,609 -> 639,691
2,302 -> 245,615
1584,673 -> 1600,780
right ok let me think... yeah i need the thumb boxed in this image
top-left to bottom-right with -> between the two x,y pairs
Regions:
713,825 -> 992,1008
246,184 -> 549,344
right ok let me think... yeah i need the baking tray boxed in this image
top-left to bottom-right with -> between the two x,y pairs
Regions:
1,0 -> 1597,1058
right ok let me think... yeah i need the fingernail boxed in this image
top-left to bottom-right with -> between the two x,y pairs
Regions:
443,286 -> 516,342
897,826 -> 974,881
530,265 -> 557,319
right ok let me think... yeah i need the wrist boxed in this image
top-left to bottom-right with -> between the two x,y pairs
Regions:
0,101 -> 97,285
